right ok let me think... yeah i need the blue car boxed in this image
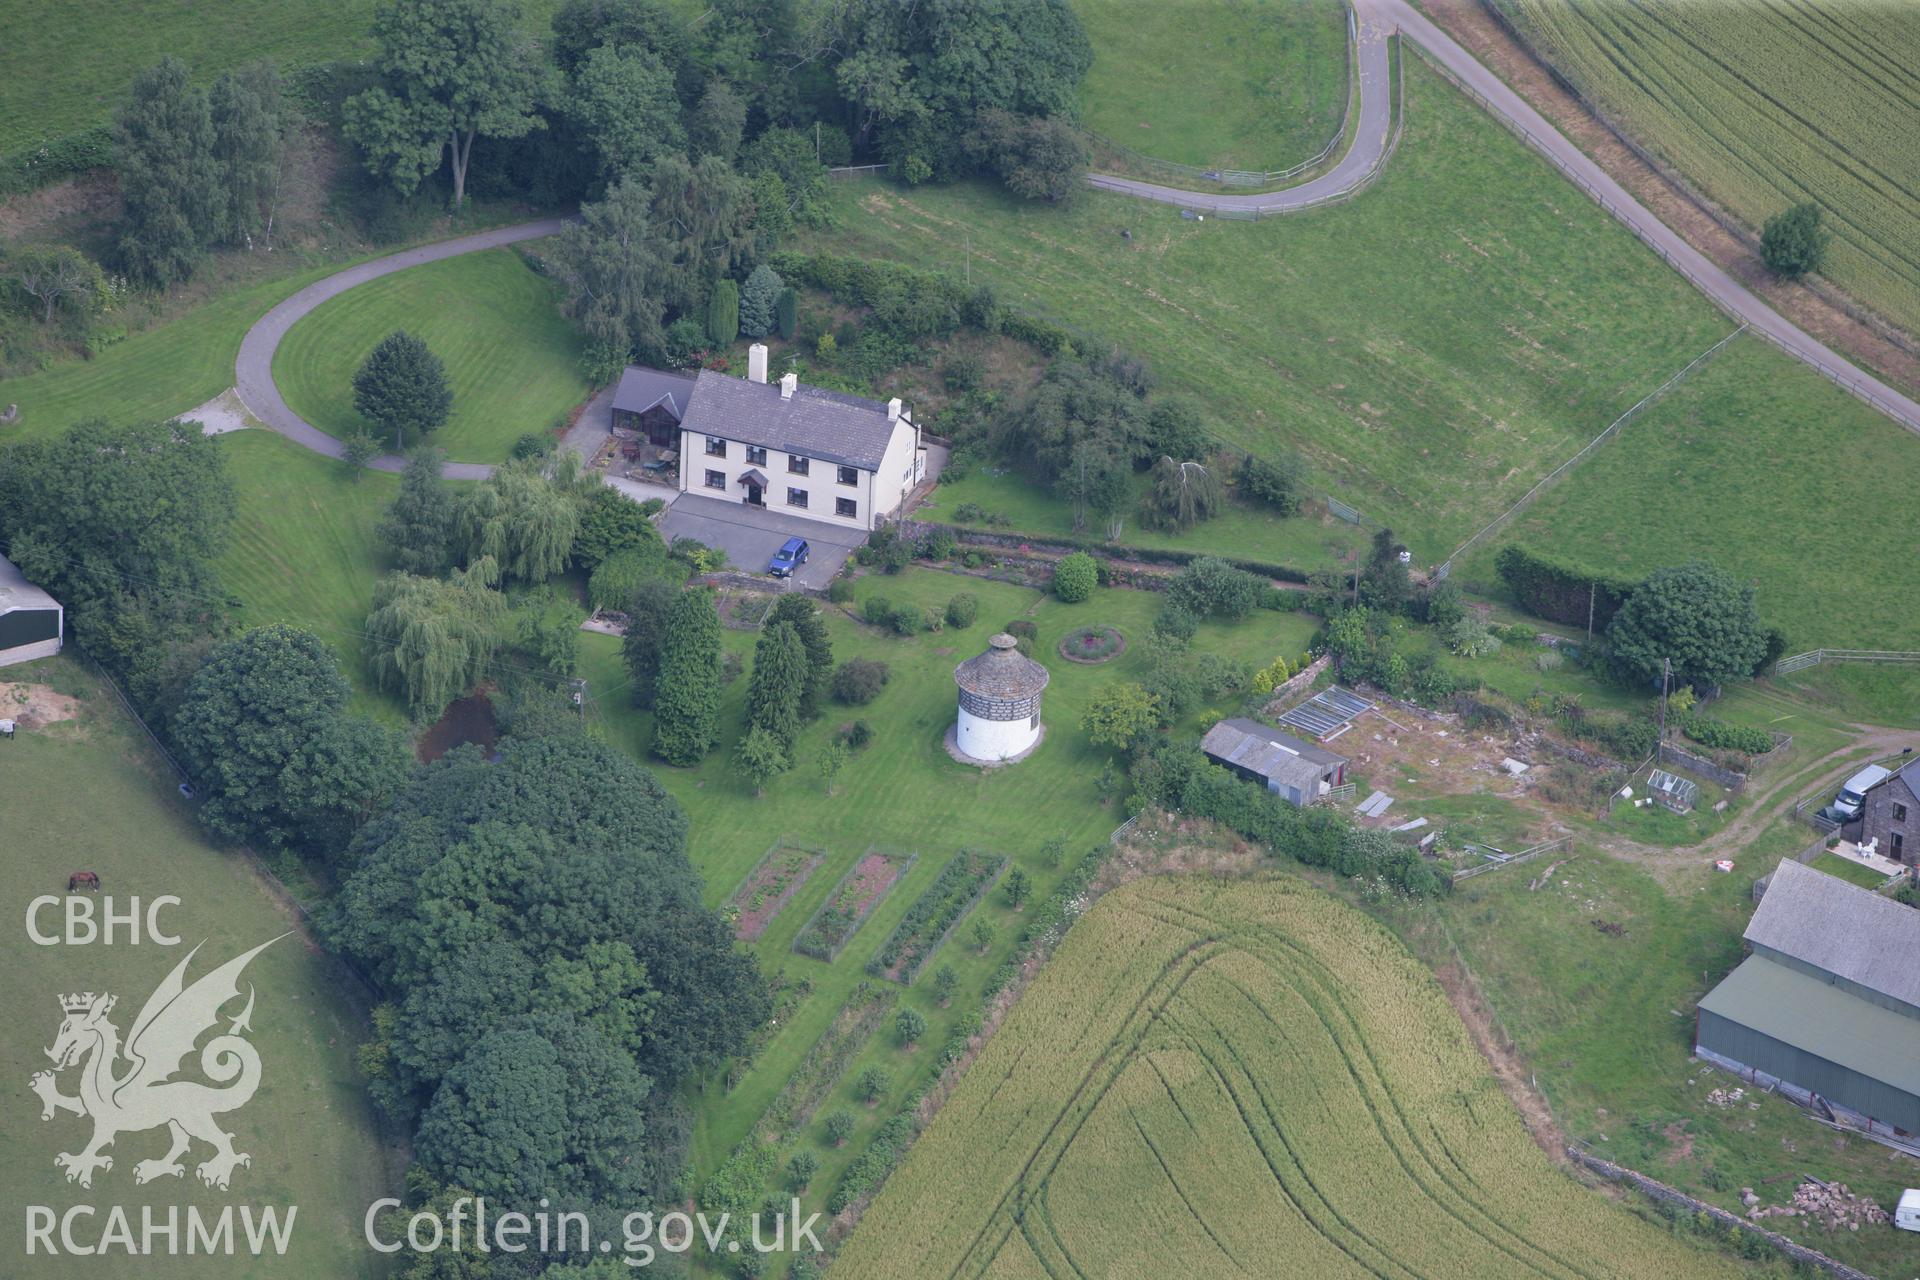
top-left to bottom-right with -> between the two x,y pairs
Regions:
768,537 -> 810,578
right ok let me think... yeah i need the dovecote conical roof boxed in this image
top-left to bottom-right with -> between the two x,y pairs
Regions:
954,633 -> 1050,700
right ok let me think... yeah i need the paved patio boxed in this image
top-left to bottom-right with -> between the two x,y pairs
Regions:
658,494 -> 861,591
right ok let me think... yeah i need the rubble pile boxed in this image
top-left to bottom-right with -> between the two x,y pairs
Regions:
1743,1180 -> 1891,1231
1704,1086 -> 1745,1107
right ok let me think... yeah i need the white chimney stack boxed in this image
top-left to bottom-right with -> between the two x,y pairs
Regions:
887,396 -> 903,422
779,371 -> 797,400
747,343 -> 769,384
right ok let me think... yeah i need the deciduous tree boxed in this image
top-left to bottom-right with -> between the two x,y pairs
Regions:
1760,203 -> 1829,280
209,62 -> 287,248
567,42 -> 683,180
1081,682 -> 1160,752
115,57 -> 222,286
454,457 -> 582,584
364,561 -> 510,716
1607,560 -> 1768,690
344,0 -> 543,208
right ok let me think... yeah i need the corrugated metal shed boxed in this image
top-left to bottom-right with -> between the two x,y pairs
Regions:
1698,955 -> 1920,1134
1746,858 -> 1920,1016
1201,718 -> 1345,806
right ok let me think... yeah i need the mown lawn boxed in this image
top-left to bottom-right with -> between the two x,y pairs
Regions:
0,655 -> 399,1277
922,466 -> 1372,573
273,247 -> 589,463
1456,335 -> 1920,651
1074,0 -> 1350,171
808,55 -> 1728,559
579,568 -> 1315,1264
214,428 -> 408,720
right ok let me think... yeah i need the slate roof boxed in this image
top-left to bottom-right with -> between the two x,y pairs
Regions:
1746,858 -> 1920,1011
679,369 -> 907,471
954,634 -> 1050,699
1201,718 -> 1346,788
0,553 -> 58,613
610,366 -> 696,421
1700,954 -> 1920,1097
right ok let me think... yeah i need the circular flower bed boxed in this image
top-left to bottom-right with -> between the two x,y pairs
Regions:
1059,625 -> 1125,664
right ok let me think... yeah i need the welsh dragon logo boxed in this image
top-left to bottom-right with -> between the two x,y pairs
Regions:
29,936 -> 283,1191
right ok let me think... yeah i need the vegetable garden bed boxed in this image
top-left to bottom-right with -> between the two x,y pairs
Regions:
793,848 -> 916,962
731,838 -> 830,941
868,849 -> 1008,983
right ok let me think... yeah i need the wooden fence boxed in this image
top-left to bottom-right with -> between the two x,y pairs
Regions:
1775,648 -> 1920,675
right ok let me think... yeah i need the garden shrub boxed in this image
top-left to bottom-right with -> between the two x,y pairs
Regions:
1052,551 -> 1097,602
1152,601 -> 1198,641
831,659 -> 891,705
1005,620 -> 1038,642
889,606 -> 924,636
915,527 -> 957,561
1494,545 -> 1637,631
1680,715 -> 1774,756
827,577 -> 855,604
1166,556 -> 1259,619
863,596 -> 896,627
945,592 -> 978,629
840,719 -> 874,751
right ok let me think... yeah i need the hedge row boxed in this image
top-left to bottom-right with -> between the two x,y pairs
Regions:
827,1108 -> 919,1214
1493,545 -> 1637,631
1133,745 -> 1449,898
918,519 -> 1312,585
0,125 -> 112,195
768,249 -> 1077,356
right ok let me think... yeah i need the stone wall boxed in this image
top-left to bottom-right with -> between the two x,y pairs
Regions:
1564,1148 -> 1873,1280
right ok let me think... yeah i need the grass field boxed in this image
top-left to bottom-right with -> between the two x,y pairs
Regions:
577,570 -> 1315,1256
1073,0 -> 1350,171
214,429 -> 406,718
273,247 -> 589,463
1496,0 -> 1920,336
922,468 -> 1373,572
1809,852 -> 1893,890
0,0 -> 566,158
1456,334 -> 1920,651
0,656 -> 397,1276
808,55 -> 1729,559
1407,840 -> 1917,1278
836,873 -> 1757,1278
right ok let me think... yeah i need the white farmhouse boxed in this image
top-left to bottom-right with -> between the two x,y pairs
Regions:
676,344 -> 924,533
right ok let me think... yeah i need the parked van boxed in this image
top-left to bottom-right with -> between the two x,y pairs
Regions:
1823,764 -> 1892,823
1896,1188 -> 1920,1232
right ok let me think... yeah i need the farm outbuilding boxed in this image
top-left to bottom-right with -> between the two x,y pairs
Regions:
1201,717 -> 1348,807
0,553 -> 62,669
1696,858 -> 1920,1138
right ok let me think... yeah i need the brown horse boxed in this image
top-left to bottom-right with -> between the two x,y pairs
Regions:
67,871 -> 100,892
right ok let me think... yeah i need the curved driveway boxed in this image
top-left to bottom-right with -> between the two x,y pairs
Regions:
233,217 -> 570,479
1099,0 -> 1920,434
233,11 -> 1920,474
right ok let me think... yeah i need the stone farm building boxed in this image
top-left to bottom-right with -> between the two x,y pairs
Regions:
671,344 -> 925,533
1201,717 -> 1349,807
1858,759 -> 1920,869
0,552 -> 62,669
1695,858 -> 1920,1140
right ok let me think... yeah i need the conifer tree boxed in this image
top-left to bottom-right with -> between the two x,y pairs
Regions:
653,587 -> 721,764
745,621 -> 808,748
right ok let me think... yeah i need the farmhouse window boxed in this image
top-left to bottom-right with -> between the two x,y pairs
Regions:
788,455 -> 810,476
836,497 -> 857,519
705,436 -> 727,458
787,488 -> 808,509
1030,712 -> 1039,729
746,445 -> 767,465
1896,802 -> 1909,822
704,469 -> 725,490
838,465 -> 858,486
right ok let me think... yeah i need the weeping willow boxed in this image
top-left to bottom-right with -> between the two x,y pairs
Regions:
365,558 -> 510,716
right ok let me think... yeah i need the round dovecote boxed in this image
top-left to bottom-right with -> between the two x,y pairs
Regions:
953,633 -> 1050,762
